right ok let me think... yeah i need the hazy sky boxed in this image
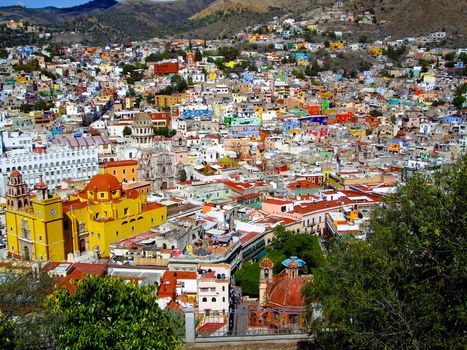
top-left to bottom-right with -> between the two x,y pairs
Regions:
0,0 -> 95,7
0,0 -> 176,7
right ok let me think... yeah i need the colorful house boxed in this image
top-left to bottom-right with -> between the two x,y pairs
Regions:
100,160 -> 139,183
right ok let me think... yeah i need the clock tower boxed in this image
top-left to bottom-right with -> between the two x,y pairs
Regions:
6,171 -> 67,262
31,176 -> 66,261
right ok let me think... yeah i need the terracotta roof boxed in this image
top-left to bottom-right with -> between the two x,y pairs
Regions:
58,263 -> 108,295
10,169 -> 21,177
158,271 -> 197,299
267,276 -> 305,308
85,174 -> 121,192
263,198 -> 293,205
100,160 -> 138,168
260,257 -> 273,268
198,323 -> 225,337
34,175 -> 47,190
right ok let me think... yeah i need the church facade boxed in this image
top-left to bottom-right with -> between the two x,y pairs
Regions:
6,171 -> 167,262
249,256 -> 308,331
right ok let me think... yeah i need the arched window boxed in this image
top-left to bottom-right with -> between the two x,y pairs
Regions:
212,297 -> 216,302
202,297 -> 207,302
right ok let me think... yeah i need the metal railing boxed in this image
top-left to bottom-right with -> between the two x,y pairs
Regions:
192,306 -> 309,339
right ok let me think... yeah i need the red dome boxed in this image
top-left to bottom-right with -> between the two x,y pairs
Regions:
288,259 -> 299,269
260,257 -> 273,268
267,277 -> 305,308
85,174 -> 121,192
10,170 -> 21,177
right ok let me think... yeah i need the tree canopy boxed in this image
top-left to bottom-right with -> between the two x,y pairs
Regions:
235,225 -> 324,297
47,275 -> 183,350
303,157 -> 467,349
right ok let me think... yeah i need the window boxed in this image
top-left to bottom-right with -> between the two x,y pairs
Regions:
116,231 -> 119,237
212,297 -> 216,302
202,297 -> 207,302
100,192 -> 105,199
39,236 -> 42,241
132,226 -> 135,233
124,207 -> 129,215
223,297 -> 225,302
132,168 -> 135,173
113,170 -> 116,175
98,233 -> 101,239
222,286 -> 225,291
122,169 -> 126,175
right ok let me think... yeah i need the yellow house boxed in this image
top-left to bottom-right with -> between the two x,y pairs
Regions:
100,160 -> 139,183
224,61 -> 236,69
155,93 -> 185,109
319,90 -> 334,99
6,172 -> 167,261
329,41 -> 345,51
368,47 -> 384,57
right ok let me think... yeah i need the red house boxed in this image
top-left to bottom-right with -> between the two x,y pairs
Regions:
154,61 -> 179,76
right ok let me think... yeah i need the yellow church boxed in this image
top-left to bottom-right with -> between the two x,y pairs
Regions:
6,171 -> 167,262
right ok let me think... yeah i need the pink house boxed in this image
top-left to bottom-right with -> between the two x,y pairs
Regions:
262,198 -> 294,214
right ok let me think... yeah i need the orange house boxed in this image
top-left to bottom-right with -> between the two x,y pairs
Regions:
100,160 -> 139,183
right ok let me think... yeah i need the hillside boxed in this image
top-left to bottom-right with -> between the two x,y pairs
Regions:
191,0 -> 314,20
0,0 -> 118,24
1,0 -> 466,45
347,0 -> 467,43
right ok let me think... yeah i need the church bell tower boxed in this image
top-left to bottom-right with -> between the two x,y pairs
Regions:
259,257 -> 273,305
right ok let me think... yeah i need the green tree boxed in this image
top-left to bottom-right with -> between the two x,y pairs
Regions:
0,48 -> 8,59
292,69 -> 306,80
47,275 -> 182,350
281,234 -> 324,269
303,157 -> 467,350
384,45 -> 407,62
217,46 -> 240,61
0,311 -> 17,350
195,49 -> 203,62
453,95 -> 466,110
0,269 -> 58,349
234,262 -> 260,297
271,225 -> 292,250
122,126 -> 132,136
179,168 -> 187,182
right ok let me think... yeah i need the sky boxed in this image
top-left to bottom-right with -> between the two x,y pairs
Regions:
0,0 -> 96,7
0,0 -> 176,7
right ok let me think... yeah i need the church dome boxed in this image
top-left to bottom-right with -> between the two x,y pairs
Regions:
85,174 -> 121,192
287,259 -> 299,269
10,169 -> 21,177
260,256 -> 273,268
267,277 -> 305,308
133,113 -> 153,127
